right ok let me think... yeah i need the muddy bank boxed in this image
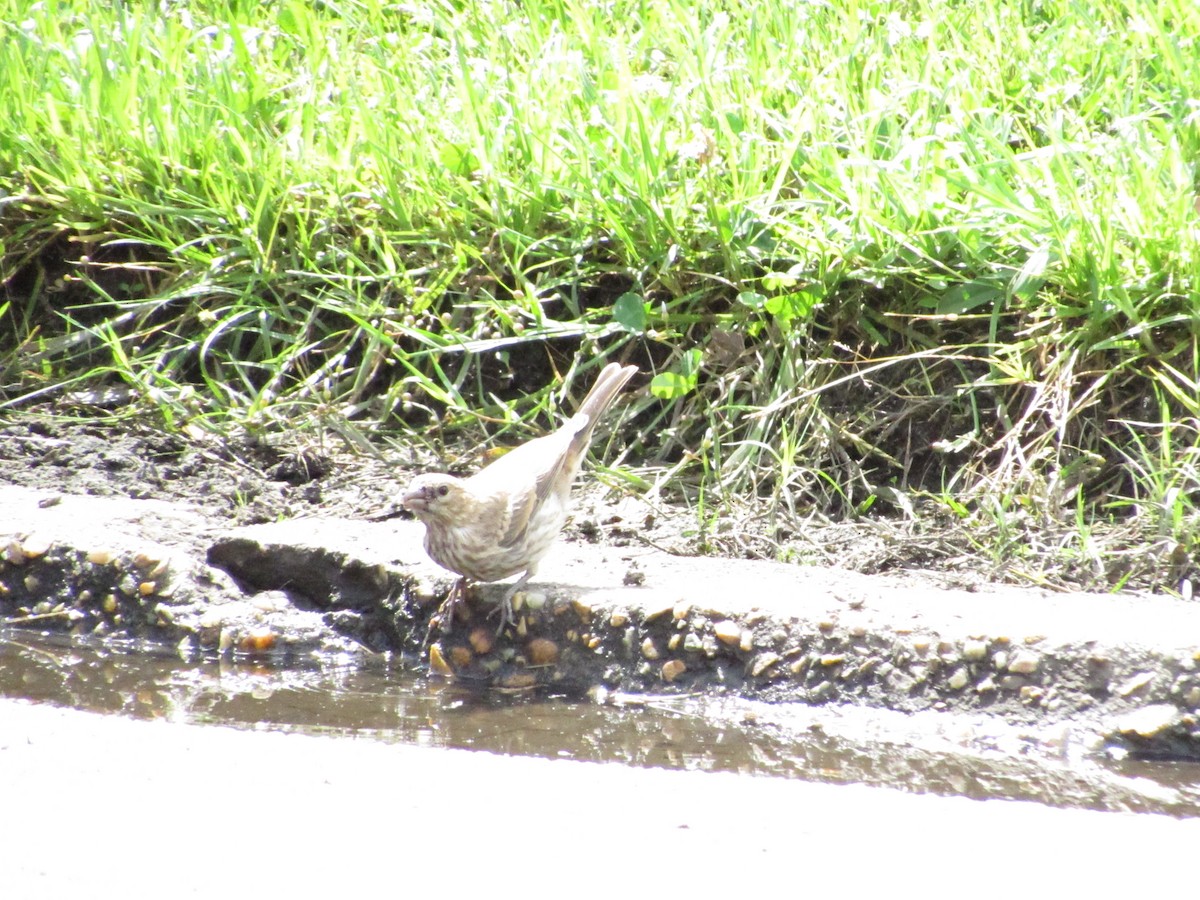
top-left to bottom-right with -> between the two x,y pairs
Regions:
3,474 -> 1199,761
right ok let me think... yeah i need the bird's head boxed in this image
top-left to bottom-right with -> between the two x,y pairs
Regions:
401,473 -> 473,525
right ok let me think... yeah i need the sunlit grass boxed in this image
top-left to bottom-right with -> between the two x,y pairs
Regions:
2,0 -> 1200,587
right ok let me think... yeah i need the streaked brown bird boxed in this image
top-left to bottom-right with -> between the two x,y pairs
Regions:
403,362 -> 637,632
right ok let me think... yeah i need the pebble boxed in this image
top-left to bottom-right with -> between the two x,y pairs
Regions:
523,591 -> 547,611
713,620 -> 741,647
23,574 -> 41,593
947,667 -> 969,690
527,638 -> 560,666
644,602 -> 675,622
571,599 -> 593,621
1117,672 -> 1155,697
992,651 -> 1008,671
682,632 -> 704,653
498,672 -> 538,689
1185,686 -> 1200,708
1116,703 -> 1179,738
138,581 -> 156,597
449,646 -> 473,668
21,535 -> 52,559
133,551 -> 159,570
750,652 -> 781,677
668,634 -> 682,651
739,631 -> 754,652
641,638 -> 661,660
239,629 -> 277,652
661,659 -> 687,683
86,548 -> 116,566
672,601 -> 692,620
976,675 -> 997,693
101,594 -> 119,615
609,611 -> 629,628
1007,651 -> 1040,675
468,628 -> 494,655
820,654 -> 845,666
962,639 -> 988,660
3,541 -> 26,566
428,644 -> 453,676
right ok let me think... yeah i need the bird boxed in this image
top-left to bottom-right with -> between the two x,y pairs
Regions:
402,361 -> 637,633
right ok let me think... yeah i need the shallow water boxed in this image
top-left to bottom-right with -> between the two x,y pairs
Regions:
2,629 -> 1198,816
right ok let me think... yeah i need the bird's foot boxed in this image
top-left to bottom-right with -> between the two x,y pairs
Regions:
432,579 -> 468,636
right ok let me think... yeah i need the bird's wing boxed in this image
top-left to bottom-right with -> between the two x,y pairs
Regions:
471,416 -> 587,549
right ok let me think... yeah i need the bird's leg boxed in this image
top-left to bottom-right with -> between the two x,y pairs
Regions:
493,569 -> 533,635
437,577 -> 469,634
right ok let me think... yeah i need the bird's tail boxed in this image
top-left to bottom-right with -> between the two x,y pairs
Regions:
570,362 -> 638,451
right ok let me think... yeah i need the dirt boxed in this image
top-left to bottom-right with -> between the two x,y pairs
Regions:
2,413 -> 1199,763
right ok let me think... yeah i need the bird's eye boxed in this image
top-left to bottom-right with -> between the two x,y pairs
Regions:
436,484 -> 450,497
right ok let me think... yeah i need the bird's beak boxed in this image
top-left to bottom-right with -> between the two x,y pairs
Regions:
401,487 -> 427,513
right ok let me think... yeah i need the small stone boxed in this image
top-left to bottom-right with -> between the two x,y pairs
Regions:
672,601 -> 691,620
498,672 -> 538,690
571,599 -> 593,621
820,654 -> 845,666
947,667 -> 969,690
661,659 -> 687,683
1117,672 -> 1155,697
682,632 -> 704,653
3,541 -> 27,566
976,675 -> 997,693
239,629 -> 276,652
739,631 -> 754,652
23,574 -> 41,593
133,552 -> 159,570
117,574 -> 138,597
962,639 -> 988,660
641,638 -> 661,660
138,581 -> 156,597
1117,704 -> 1179,738
1020,685 -> 1044,704
1186,687 -> 1200,708
992,651 -> 1008,670
468,628 -> 494,655
644,602 -> 675,622
609,611 -> 629,628
1007,651 -> 1039,674
101,594 -> 119,615
527,638 -> 559,666
429,643 -> 453,676
912,639 -> 930,654
585,635 -> 602,650
1000,675 -> 1026,691
714,620 -> 741,646
668,634 -> 682,651
449,646 -> 473,668
21,535 -> 52,559
522,591 -> 547,611
155,605 -> 175,626
86,549 -> 116,566
751,652 -> 782,677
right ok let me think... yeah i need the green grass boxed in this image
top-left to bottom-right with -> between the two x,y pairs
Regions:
3,0 -> 1200,589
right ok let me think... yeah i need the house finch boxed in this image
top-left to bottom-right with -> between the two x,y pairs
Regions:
403,362 -> 637,632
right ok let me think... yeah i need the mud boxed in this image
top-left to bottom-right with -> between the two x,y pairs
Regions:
2,416 -> 1200,765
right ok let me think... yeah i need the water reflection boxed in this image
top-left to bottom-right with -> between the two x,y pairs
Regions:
2,630 -> 1198,816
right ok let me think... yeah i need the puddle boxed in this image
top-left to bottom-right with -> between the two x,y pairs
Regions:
2,629 -> 1198,816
